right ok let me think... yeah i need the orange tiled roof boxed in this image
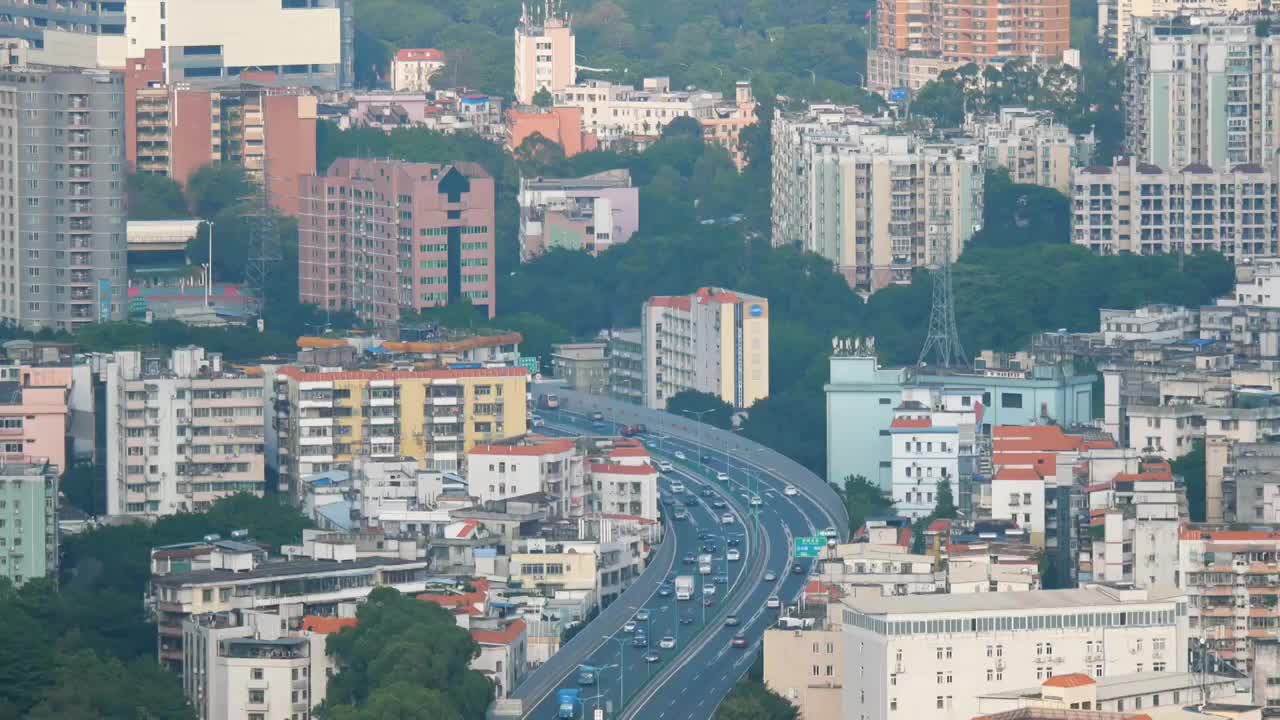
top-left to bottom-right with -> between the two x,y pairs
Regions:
1041,673 -> 1095,688
590,462 -> 656,476
994,466 -> 1044,482
608,447 -> 650,459
301,616 -> 358,634
993,425 -> 1084,452
471,618 -> 526,646
648,296 -> 692,311
890,418 -> 932,429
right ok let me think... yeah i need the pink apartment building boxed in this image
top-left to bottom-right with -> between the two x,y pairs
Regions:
0,366 -> 71,475
297,158 -> 497,324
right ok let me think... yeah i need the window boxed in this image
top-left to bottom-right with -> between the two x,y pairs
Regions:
1001,392 -> 1024,408
937,697 -> 944,709
249,689 -> 265,703
251,668 -> 264,680
1154,662 -> 1166,672
890,698 -> 897,711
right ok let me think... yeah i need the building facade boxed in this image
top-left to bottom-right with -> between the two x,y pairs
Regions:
0,461 -> 57,587
550,342 -> 608,394
512,2 -> 575,105
868,0 -> 1071,95
841,587 -> 1189,720
518,170 -> 639,261
105,347 -> 266,518
274,365 -> 528,498
0,364 -> 74,475
1179,527 -> 1280,671
1124,16 -> 1280,170
642,287 -> 769,410
771,107 -> 984,291
0,68 -> 125,332
1100,0 -> 1264,57
1071,157 -> 1280,261
0,0 -> 350,89
126,50 -> 317,214
391,48 -> 446,92
607,329 -> 644,405
966,107 -> 1090,193
297,158 -> 496,324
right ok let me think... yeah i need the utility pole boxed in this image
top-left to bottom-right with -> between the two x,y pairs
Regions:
917,232 -> 969,369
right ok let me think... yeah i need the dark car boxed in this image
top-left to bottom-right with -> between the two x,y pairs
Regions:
727,536 -> 741,546
792,563 -> 807,575
683,554 -> 697,565
712,500 -> 727,509
713,574 -> 729,585
724,615 -> 740,627
632,634 -> 648,648
701,488 -> 715,498
701,543 -> 718,554
658,584 -> 673,597
731,634 -> 748,649
679,614 -> 695,625
702,597 -> 716,607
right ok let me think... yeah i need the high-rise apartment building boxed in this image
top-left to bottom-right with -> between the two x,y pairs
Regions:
0,461 -> 57,587
1125,17 -> 1280,171
105,347 -> 267,518
297,158 -> 496,324
0,67 -> 125,332
1178,527 -> 1280,672
1071,156 -> 1279,261
273,365 -> 528,499
771,106 -> 984,291
965,107 -> 1092,193
513,1 -> 576,105
0,0 -> 351,89
867,0 -> 1070,95
642,287 -> 769,410
125,50 -> 317,214
1099,0 -> 1262,58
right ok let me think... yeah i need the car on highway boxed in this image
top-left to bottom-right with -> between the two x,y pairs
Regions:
764,571 -> 777,582
702,584 -> 716,596
766,596 -> 781,609
727,536 -> 740,546
669,481 -> 685,494
712,500 -> 727,509
783,485 -> 798,496
702,596 -> 716,607
674,450 -> 687,461
632,634 -> 648,648
731,634 -> 748,648
820,526 -> 839,540
530,414 -> 545,427
720,513 -> 735,524
659,636 -> 676,650
679,614 -> 695,625
715,471 -> 730,482
749,496 -> 762,507
656,460 -> 673,472
644,651 -> 661,663
727,548 -> 741,561
700,543 -> 718,553
623,621 -> 638,633
673,509 -> 687,521
701,487 -> 715,498
724,615 -> 740,627
658,584 -> 673,597
635,609 -> 650,622
792,562 -> 807,575
682,553 -> 696,565
713,574 -> 728,585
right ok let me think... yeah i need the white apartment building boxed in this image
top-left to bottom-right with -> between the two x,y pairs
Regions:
1085,460 -> 1183,588
771,106 -> 984,291
819,543 -> 946,596
512,1 -> 575,105
1100,305 -> 1198,345
554,77 -> 721,142
1100,0 -> 1263,57
1228,258 -> 1280,308
840,586 -> 1190,720
8,0 -> 349,88
1124,16 -> 1279,170
889,386 -> 979,519
591,446 -> 659,522
183,609 -> 334,720
509,533 -> 646,608
105,347 -> 266,518
390,48 -> 446,92
1071,157 -> 1280,261
467,438 -> 588,519
977,671 -> 1251,716
642,287 -> 769,410
965,107 -> 1091,193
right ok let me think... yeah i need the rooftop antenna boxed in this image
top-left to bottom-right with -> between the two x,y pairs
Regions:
917,233 -> 969,369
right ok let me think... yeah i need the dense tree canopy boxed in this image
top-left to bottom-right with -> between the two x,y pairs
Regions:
318,588 -> 494,720
714,677 -> 798,720
1173,441 -> 1207,523
127,173 -> 190,220
666,390 -> 736,429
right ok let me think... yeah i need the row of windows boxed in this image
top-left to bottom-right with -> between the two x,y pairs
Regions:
843,604 -> 1186,636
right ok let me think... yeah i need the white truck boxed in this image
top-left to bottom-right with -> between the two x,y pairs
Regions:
698,553 -> 713,575
675,575 -> 694,601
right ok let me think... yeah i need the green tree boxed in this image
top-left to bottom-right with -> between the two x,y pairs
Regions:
660,115 -> 705,143
934,479 -> 957,519
714,679 -> 798,720
532,87 -> 554,108
837,475 -> 894,533
514,132 -> 567,175
127,173 -> 190,220
186,163 -> 255,219
1173,441 -> 1206,522
665,389 -> 736,429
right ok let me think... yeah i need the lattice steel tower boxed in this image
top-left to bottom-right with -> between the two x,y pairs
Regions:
917,239 -> 968,369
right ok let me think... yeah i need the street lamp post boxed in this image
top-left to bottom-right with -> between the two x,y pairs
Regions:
680,408 -> 715,473
606,635 -> 627,711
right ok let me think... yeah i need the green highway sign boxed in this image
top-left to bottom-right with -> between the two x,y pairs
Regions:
795,536 -> 825,558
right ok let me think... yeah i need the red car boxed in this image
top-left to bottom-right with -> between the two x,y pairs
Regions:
621,424 -> 647,437
731,634 -> 748,648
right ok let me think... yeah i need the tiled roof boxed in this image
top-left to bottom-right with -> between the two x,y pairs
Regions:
471,618 -> 527,646
608,447 -> 650,459
301,616 -> 358,634
590,462 -> 656,476
648,296 -> 692,311
993,426 -> 1084,452
890,417 -> 932,429
1041,673 -> 1095,688
395,48 -> 445,62
994,466 -> 1043,482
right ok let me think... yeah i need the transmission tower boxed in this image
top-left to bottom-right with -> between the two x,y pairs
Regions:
244,105 -> 281,318
917,235 -> 969,369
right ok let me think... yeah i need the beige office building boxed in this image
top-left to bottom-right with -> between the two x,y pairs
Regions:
513,1 -> 576,105
642,287 -> 769,410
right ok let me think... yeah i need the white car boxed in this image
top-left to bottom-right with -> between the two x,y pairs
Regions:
721,513 -> 735,524
749,496 -> 762,507
659,636 -> 676,650
674,450 -> 687,461
670,481 -> 685,494
623,621 -> 638,633
703,584 -> 717,596
727,548 -> 741,561
783,485 -> 798,497
715,471 -> 729,482
766,596 -> 781,610
656,460 -> 674,472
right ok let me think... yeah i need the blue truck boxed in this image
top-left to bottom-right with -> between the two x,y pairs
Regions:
557,688 -> 581,718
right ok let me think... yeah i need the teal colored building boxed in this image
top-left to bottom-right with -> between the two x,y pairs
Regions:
0,462 -> 58,587
826,355 -> 1096,490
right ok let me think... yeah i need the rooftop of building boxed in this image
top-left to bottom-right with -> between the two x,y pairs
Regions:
647,286 -> 766,311
394,48 -> 445,62
276,365 -> 528,382
973,709 -> 1150,720
151,556 -> 430,588
471,617 -> 527,646
843,585 -> 1182,616
521,169 -> 633,191
469,437 -> 577,457
300,616 -> 359,634
982,672 -> 1243,701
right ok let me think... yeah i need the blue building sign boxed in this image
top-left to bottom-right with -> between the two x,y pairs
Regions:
749,304 -> 764,318
98,279 -> 112,321
889,87 -> 910,103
